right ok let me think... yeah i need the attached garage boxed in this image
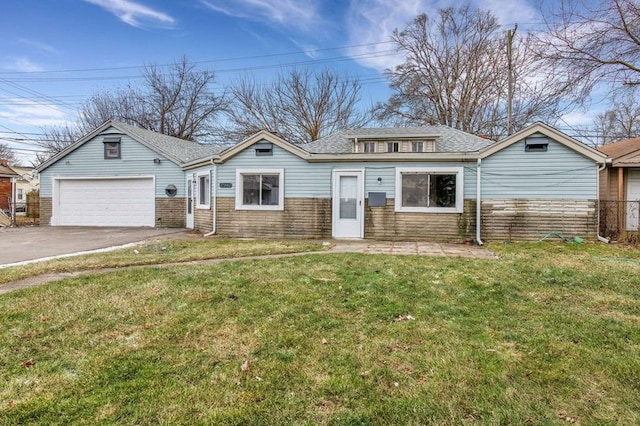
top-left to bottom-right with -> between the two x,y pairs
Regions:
54,177 -> 155,227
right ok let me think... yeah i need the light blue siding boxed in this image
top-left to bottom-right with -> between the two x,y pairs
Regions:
213,141 -> 478,199
40,131 -> 185,198
481,136 -> 598,199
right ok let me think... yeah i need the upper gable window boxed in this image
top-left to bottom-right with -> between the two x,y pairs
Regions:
103,137 -> 121,159
524,137 -> 549,152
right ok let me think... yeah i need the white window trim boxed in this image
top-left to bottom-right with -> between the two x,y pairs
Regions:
235,168 -> 285,211
395,167 -> 464,213
196,171 -> 211,209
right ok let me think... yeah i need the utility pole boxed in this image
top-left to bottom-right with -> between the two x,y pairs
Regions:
506,24 -> 517,136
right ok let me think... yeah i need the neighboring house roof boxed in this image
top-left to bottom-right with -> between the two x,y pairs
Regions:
301,125 -> 494,154
480,122 -> 607,163
37,120 -> 225,172
598,137 -> 640,166
0,164 -> 19,178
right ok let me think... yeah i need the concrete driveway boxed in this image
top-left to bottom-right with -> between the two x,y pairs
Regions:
0,226 -> 189,266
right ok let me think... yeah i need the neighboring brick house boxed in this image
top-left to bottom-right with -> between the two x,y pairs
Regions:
0,158 -> 19,213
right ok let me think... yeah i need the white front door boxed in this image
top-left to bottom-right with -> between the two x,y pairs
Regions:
626,169 -> 640,231
332,170 -> 364,239
186,176 -> 195,229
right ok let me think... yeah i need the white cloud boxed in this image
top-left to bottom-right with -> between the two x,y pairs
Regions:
200,0 -> 320,31
0,100 -> 69,128
17,38 -> 60,56
83,0 -> 175,28
3,57 -> 45,73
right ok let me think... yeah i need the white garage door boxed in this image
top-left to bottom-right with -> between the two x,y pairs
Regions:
56,178 -> 155,227
627,170 -> 640,231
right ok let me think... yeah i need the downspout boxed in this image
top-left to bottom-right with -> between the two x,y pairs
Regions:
476,158 -> 484,246
204,160 -> 217,237
597,162 -> 610,243
10,177 -> 16,225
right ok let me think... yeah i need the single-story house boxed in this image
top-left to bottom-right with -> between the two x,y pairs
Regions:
0,158 -> 19,214
598,137 -> 640,237
37,121 -> 606,242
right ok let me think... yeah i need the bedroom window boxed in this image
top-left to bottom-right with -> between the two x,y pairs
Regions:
103,137 -> 121,159
395,167 -> 463,213
236,169 -> 284,210
197,173 -> 210,209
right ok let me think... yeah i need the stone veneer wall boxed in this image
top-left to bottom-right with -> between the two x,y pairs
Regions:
481,199 -> 597,241
155,198 -> 186,228
214,197 -> 332,238
40,197 -> 52,225
365,199 -> 476,242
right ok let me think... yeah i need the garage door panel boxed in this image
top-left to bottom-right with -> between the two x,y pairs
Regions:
56,178 -> 155,227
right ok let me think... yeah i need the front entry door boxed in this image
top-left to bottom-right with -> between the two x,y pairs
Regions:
332,170 -> 364,238
186,176 -> 195,229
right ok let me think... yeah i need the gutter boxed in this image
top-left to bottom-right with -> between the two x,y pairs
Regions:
475,158 -> 484,246
596,162 -> 610,243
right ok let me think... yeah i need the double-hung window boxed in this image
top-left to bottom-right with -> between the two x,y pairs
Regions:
236,169 -> 284,210
197,172 -> 210,209
395,167 -> 463,213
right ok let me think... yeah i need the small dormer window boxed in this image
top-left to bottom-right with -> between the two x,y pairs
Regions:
103,137 -> 121,159
364,142 -> 376,153
387,142 -> 399,153
411,141 -> 424,152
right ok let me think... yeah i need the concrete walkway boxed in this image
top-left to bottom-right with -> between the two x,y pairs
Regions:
330,240 -> 496,259
0,239 -> 496,296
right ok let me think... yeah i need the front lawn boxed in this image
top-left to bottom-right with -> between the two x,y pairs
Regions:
1,242 -> 639,424
0,238 -> 326,285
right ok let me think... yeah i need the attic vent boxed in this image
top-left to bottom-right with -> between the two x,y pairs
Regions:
255,142 -> 273,156
524,136 -> 548,152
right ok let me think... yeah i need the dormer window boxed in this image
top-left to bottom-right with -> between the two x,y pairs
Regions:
103,137 -> 121,159
387,142 -> 399,153
364,142 -> 376,153
411,141 -> 424,152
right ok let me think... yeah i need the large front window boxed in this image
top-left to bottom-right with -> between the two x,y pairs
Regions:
236,169 -> 284,210
395,167 -> 463,213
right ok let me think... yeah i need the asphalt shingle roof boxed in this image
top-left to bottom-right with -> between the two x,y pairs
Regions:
598,137 -> 640,160
300,125 -> 494,154
111,121 -> 226,164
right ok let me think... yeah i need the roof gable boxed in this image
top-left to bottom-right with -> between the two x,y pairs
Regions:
216,130 -> 309,163
480,122 -> 606,163
37,120 -> 224,172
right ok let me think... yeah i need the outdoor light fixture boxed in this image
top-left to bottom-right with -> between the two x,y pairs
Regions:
153,158 -> 161,164
377,177 -> 382,183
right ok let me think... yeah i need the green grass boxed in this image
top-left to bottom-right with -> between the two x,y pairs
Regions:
0,238 -> 326,285
1,242 -> 639,424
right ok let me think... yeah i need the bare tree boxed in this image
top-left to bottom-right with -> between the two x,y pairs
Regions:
33,125 -> 82,165
224,68 -> 371,143
592,91 -> 640,145
0,142 -> 17,164
378,6 -> 574,139
535,0 -> 640,99
37,57 -> 227,164
80,57 -> 227,141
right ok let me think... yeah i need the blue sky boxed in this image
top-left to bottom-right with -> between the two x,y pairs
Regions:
0,0 -> 588,162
